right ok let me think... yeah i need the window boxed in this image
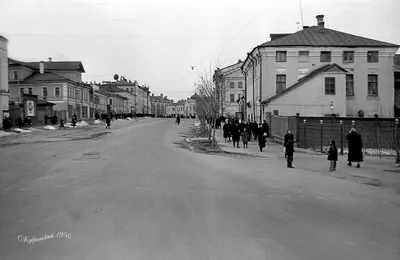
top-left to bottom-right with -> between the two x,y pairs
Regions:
238,82 -> 243,88
343,51 -> 354,63
230,82 -> 234,88
131,88 -> 134,92
13,71 -> 19,80
298,51 -> 309,62
273,110 -> 279,116
94,95 -> 99,104
320,51 -> 331,62
346,75 -> 354,96
276,75 -> 286,94
367,51 -> 379,63
325,77 -> 336,95
55,87 -> 60,97
276,51 -> 287,62
28,88 -> 33,95
126,88 -> 129,91
43,87 -> 48,97
368,75 -> 378,96
20,88 -> 24,97
230,94 -> 235,102
109,99 -> 112,105
76,90 -> 80,100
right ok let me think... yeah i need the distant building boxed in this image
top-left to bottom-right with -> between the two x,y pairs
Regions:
242,14 -> 400,120
213,60 -> 245,119
150,93 -> 172,116
0,35 -> 8,121
184,94 -> 197,118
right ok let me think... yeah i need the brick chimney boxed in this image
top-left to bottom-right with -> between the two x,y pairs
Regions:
316,14 -> 325,28
48,57 -> 52,62
39,61 -> 44,74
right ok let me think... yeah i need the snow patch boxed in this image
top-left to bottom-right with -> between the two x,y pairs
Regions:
0,131 -> 14,137
13,128 -> 33,133
126,117 -> 132,120
44,125 -> 56,130
94,119 -> 104,124
76,121 -> 89,127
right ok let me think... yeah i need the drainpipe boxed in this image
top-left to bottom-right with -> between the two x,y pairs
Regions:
249,54 -> 256,122
257,47 -> 263,124
242,68 -> 247,122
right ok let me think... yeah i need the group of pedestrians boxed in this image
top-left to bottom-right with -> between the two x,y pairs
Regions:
222,119 -> 270,151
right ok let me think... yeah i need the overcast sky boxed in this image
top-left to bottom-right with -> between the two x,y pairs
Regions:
1,0 -> 399,101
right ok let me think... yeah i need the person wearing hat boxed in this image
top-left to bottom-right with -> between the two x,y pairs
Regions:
346,128 -> 363,168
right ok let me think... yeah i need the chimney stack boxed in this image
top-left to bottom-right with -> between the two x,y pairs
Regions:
48,57 -> 52,62
39,61 -> 44,74
316,14 -> 325,28
160,94 -> 163,98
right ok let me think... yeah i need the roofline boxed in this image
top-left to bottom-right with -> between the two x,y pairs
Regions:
262,63 -> 347,104
258,44 -> 400,48
0,35 -> 8,42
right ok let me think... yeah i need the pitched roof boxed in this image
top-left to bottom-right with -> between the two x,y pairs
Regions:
25,61 -> 85,72
0,35 -> 8,42
22,72 -> 70,83
260,26 -> 399,48
100,85 -> 131,93
262,63 -> 347,104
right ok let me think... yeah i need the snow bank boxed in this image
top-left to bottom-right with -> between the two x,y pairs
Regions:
26,127 -> 42,131
76,121 -> 89,127
13,128 -> 33,133
94,119 -> 104,124
126,117 -> 132,120
44,125 -> 56,130
0,131 -> 14,137
194,121 -> 201,127
64,123 -> 73,128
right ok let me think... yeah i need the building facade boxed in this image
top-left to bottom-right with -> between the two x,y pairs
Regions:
242,14 -> 400,120
214,60 -> 245,118
8,58 -> 91,121
184,95 -> 197,118
150,93 -> 171,116
0,35 -> 9,121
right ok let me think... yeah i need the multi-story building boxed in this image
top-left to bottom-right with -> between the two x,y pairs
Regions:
242,14 -> 399,121
99,85 -> 129,115
0,35 -> 9,121
91,83 -> 108,115
150,93 -> 172,116
214,60 -> 245,118
166,100 -> 186,117
101,82 -> 135,115
184,94 -> 197,118
8,58 -> 90,120
113,77 -> 136,114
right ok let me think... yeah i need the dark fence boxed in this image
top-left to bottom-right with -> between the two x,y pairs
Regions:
296,116 -> 400,158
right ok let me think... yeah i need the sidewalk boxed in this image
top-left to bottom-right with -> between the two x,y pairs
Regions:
214,128 -> 400,192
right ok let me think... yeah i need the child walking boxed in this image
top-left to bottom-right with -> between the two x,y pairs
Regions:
285,140 -> 295,168
242,128 -> 249,148
327,140 -> 338,171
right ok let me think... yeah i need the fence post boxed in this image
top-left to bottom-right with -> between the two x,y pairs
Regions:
396,119 -> 400,165
340,120 -> 343,156
296,113 -> 300,148
303,119 -> 307,149
320,120 -> 323,153
375,115 -> 381,158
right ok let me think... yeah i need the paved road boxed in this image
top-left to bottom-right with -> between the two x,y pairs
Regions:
1,119 -> 399,260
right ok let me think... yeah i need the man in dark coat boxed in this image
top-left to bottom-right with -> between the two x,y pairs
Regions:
262,120 -> 270,137
252,121 -> 258,140
346,128 -> 363,168
258,124 -> 266,151
232,123 -> 241,148
283,129 -> 294,158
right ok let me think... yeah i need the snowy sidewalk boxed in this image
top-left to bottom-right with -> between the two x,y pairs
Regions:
214,128 -> 400,192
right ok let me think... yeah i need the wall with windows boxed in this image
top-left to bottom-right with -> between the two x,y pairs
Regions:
254,46 -> 398,117
264,72 -> 346,116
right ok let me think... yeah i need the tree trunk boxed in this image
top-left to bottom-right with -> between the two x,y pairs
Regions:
212,117 -> 216,148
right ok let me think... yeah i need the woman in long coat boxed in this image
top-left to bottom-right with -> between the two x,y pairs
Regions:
258,124 -> 266,152
223,120 -> 230,142
346,128 -> 363,168
232,123 -> 241,148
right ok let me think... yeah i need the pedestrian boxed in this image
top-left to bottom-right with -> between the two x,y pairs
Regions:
346,128 -> 363,168
232,122 -> 241,148
262,120 -> 270,138
242,128 -> 249,148
327,140 -> 338,171
286,140 -> 295,168
258,124 -> 266,152
223,120 -> 230,142
252,121 -> 258,140
105,116 -> 111,129
176,114 -> 180,125
71,115 -> 77,129
283,129 -> 294,158
59,119 -> 65,129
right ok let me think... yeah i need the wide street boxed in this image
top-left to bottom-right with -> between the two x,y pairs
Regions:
0,118 -> 400,260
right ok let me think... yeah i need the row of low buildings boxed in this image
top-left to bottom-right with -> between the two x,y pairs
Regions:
214,14 -> 400,121
164,94 -> 197,118
0,35 -> 157,125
